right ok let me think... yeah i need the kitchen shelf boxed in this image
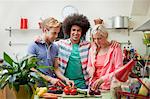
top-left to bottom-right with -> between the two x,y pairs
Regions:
5,28 -> 41,31
5,27 -> 41,46
106,27 -> 133,36
5,27 -> 41,37
120,40 -> 131,45
8,41 -> 28,46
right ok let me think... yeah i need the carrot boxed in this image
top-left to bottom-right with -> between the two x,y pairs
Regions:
42,93 -> 58,99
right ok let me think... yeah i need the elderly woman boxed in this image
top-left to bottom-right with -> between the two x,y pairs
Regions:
87,24 -> 123,91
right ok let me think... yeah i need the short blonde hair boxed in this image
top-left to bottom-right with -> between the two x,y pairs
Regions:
41,17 -> 61,29
91,24 -> 108,38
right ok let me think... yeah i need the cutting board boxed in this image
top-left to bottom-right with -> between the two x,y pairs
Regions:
62,94 -> 102,98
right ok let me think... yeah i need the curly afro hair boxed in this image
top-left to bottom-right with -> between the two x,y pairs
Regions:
62,14 -> 90,37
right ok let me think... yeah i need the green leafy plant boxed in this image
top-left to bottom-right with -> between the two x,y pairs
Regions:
0,52 -> 49,97
143,33 -> 150,46
143,39 -> 150,46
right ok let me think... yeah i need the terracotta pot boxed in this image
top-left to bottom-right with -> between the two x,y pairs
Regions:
14,85 -> 30,99
1,85 -> 15,99
0,88 -> 6,99
3,85 -> 33,99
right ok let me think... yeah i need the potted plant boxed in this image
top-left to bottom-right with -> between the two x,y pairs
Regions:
0,52 -> 48,99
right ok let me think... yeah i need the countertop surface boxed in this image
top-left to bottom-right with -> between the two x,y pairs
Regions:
35,90 -> 111,99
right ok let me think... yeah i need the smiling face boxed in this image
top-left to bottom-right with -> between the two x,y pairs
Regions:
70,25 -> 82,44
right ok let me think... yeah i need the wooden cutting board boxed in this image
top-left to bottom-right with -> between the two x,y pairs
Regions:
62,94 -> 102,98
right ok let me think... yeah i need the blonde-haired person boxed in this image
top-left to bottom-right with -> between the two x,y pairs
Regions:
87,24 -> 123,91
28,17 -> 73,87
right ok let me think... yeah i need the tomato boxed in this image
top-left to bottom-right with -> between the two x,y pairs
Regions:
63,86 -> 78,95
63,86 -> 70,95
70,88 -> 77,95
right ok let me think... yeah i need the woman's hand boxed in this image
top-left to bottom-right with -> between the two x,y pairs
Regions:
91,78 -> 103,90
65,78 -> 75,87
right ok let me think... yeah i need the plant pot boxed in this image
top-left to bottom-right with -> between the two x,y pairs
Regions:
14,85 -> 30,99
0,88 -> 6,99
4,85 -> 34,99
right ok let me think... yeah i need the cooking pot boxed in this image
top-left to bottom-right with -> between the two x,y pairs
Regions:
112,16 -> 129,29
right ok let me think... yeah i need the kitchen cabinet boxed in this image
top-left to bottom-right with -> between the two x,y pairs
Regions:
5,27 -> 42,46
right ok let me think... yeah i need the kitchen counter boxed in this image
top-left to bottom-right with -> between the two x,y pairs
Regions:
34,90 -> 111,99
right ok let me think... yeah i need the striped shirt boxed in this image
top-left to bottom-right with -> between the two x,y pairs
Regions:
55,39 -> 91,85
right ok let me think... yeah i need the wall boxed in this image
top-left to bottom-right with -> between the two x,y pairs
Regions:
0,0 -> 149,58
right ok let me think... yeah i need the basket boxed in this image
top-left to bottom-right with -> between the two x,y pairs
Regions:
117,77 -> 150,99
117,90 -> 150,99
